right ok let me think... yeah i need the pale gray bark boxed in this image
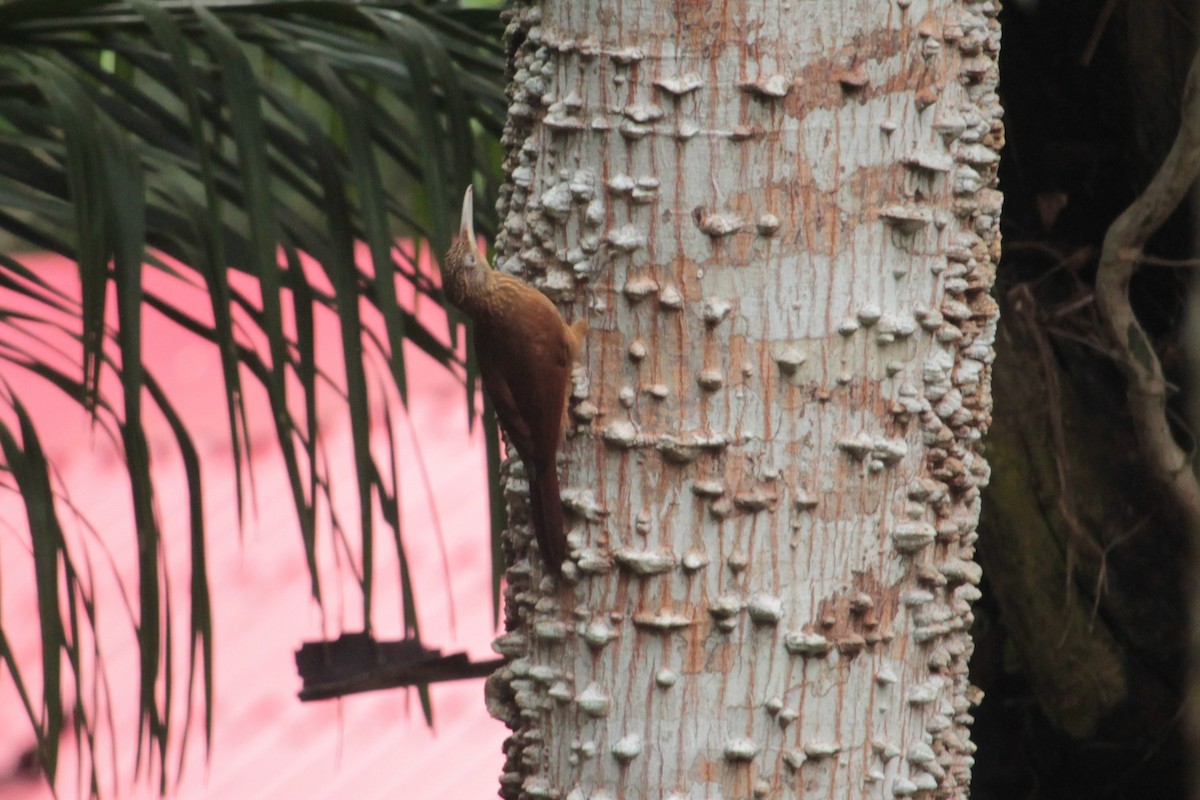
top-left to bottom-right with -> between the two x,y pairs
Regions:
487,1 -> 1001,798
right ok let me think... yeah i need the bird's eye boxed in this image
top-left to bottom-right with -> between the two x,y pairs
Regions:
464,254 -> 476,267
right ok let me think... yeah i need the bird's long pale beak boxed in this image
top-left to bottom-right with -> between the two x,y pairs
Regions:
460,186 -> 475,243
458,185 -> 487,266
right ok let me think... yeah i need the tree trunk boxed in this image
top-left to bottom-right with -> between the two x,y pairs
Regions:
487,0 -> 1002,797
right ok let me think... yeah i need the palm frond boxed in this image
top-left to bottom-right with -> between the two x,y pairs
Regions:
0,0 -> 505,793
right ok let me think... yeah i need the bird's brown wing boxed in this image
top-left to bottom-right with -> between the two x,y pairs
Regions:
478,282 -> 573,467
502,309 -> 572,470
473,313 -> 569,576
475,333 -> 535,463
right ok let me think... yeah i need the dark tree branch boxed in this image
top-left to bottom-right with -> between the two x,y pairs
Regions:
1095,48 -> 1200,532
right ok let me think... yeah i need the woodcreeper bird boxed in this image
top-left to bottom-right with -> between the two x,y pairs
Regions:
441,187 -> 586,577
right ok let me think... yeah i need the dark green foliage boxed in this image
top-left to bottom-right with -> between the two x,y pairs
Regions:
0,0 -> 507,793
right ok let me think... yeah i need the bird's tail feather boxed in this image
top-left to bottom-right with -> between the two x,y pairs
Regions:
528,463 -> 566,577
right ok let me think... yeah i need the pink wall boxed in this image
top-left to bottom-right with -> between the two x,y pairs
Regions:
0,251 -> 507,798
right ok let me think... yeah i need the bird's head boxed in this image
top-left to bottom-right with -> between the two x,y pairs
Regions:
440,186 -> 490,308
444,186 -> 488,275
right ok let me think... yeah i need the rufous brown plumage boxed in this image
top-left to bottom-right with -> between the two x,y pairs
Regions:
441,187 -> 586,577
